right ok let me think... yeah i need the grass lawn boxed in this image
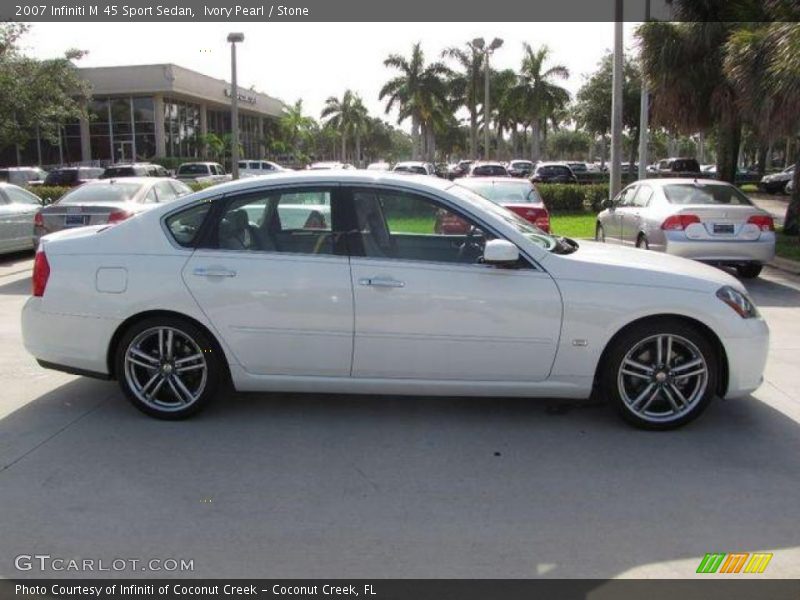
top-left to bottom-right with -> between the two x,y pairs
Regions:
776,229 -> 800,262
550,213 -> 597,239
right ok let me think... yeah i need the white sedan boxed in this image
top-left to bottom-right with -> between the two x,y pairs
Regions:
22,172 -> 769,429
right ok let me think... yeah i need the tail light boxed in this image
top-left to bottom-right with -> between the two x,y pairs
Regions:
661,214 -> 701,230
108,210 -> 133,224
32,249 -> 50,297
747,215 -> 775,231
33,211 -> 44,228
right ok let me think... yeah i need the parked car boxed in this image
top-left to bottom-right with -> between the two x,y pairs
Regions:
23,171 -> 768,430
237,160 -> 288,178
566,162 -> 590,175
531,162 -> 578,184
175,162 -> 229,184
0,183 -> 42,254
43,167 -> 104,188
507,160 -> 534,178
0,166 -> 47,186
467,162 -> 509,178
786,177 -> 794,195
447,160 -> 474,180
366,161 -> 391,171
34,177 -> 192,245
100,163 -> 170,179
307,161 -> 355,170
655,157 -> 701,177
595,178 -> 774,279
392,161 -> 434,176
456,177 -> 549,232
759,165 -> 795,194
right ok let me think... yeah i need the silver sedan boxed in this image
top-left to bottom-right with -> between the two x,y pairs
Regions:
0,183 -> 42,254
596,178 -> 775,278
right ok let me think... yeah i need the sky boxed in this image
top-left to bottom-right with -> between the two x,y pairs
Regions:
23,22 -> 639,128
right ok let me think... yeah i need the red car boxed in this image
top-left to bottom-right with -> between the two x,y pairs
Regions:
439,178 -> 550,233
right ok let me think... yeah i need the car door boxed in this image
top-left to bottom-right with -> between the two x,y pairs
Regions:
3,186 -> 40,250
604,185 -> 636,242
345,186 -> 562,382
621,184 -> 654,244
182,185 -> 354,377
0,191 -> 13,252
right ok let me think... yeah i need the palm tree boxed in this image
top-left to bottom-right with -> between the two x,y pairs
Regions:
280,99 -> 315,162
514,43 -> 570,162
442,42 -> 484,158
380,42 -> 451,160
491,68 -> 519,160
321,90 -> 357,161
725,20 -> 800,233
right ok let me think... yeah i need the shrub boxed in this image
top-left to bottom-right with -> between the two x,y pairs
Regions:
537,183 -> 609,214
188,181 -> 219,193
27,185 -> 72,205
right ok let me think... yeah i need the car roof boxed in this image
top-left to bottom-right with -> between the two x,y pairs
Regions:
458,177 -> 531,185
83,177 -> 156,185
631,177 -> 730,187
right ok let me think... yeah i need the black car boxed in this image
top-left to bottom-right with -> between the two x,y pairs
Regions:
531,163 -> 578,184
43,167 -> 104,188
655,157 -> 701,177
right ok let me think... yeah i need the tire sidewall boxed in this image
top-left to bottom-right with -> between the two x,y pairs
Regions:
602,319 -> 718,430
115,316 -> 222,419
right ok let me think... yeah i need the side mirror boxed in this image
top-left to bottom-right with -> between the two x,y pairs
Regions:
602,198 -> 615,210
483,239 -> 520,265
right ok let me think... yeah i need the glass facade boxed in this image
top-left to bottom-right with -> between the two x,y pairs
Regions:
240,114 -> 261,158
87,96 -> 156,163
164,97 -> 200,158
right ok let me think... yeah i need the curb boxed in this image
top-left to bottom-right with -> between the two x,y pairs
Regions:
769,255 -> 800,275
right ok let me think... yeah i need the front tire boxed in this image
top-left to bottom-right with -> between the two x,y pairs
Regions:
602,319 -> 718,430
115,316 -> 222,419
736,263 -> 763,279
636,233 -> 650,250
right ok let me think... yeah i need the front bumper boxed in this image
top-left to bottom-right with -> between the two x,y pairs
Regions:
664,234 -> 775,264
721,316 -> 770,398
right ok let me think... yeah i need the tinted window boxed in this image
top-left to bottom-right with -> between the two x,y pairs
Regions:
58,182 -> 142,204
177,164 -> 209,175
101,166 -> 139,179
461,181 -> 542,205
166,202 -> 212,247
351,189 -> 494,265
663,183 -> 753,206
44,170 -> 78,186
472,165 -> 508,177
671,159 -> 700,173
214,189 -> 334,254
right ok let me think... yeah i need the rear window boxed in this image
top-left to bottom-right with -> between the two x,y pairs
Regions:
473,165 -> 508,177
461,181 -> 542,205
58,182 -> 143,204
663,183 -> 753,206
101,167 -> 138,179
166,201 -> 213,247
671,159 -> 700,173
44,170 -> 78,185
178,164 -> 209,175
394,166 -> 427,174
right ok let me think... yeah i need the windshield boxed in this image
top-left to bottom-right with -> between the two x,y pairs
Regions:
461,181 -> 542,205
177,164 -> 209,175
450,184 -> 561,252
58,182 -> 142,204
663,183 -> 753,206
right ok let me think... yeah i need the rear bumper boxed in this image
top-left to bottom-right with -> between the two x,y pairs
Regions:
22,297 -> 119,377
664,235 -> 775,264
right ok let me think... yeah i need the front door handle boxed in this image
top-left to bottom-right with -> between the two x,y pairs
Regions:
358,277 -> 405,288
193,267 -> 237,278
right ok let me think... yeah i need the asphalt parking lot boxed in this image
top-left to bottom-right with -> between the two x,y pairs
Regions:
0,251 -> 799,579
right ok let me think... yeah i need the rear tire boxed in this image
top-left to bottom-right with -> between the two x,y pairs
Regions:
602,318 -> 718,430
736,263 -> 763,279
115,316 -> 222,419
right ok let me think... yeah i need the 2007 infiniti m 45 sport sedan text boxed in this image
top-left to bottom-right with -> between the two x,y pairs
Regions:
21,172 -> 769,429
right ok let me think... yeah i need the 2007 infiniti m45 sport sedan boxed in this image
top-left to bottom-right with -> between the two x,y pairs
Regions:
22,172 -> 769,429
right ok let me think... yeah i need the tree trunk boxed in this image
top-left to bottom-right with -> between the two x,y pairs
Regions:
341,131 -> 347,163
411,115 -> 421,160
715,116 -> 741,184
428,127 -> 436,162
629,129 -> 638,182
355,134 -> 362,168
600,134 -> 607,170
698,131 -> 706,164
469,106 -> 478,159
531,120 -> 541,162
784,139 -> 800,236
757,143 -> 768,178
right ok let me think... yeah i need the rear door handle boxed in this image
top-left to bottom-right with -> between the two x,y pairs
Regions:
193,267 -> 237,278
358,277 -> 405,288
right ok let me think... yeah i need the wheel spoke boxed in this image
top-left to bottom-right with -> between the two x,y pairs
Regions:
624,358 -> 654,375
631,383 -> 656,411
672,358 -> 704,373
140,372 -> 161,394
176,363 -> 204,373
147,375 -> 167,400
172,375 -> 196,403
674,368 -> 707,380
665,335 -> 673,367
166,329 -> 174,361
669,382 -> 688,407
662,385 -> 682,413
129,348 -> 159,365
175,353 -> 204,366
158,328 -> 165,359
656,335 -> 663,365
128,357 -> 159,370
621,369 -> 652,380
640,387 -> 661,412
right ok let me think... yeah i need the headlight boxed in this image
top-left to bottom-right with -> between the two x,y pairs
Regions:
716,285 -> 759,318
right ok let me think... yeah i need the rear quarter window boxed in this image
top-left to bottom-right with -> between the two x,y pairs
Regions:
165,201 -> 213,247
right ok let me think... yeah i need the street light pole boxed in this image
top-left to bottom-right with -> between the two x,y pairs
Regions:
637,0 -> 651,181
473,37 -> 502,161
609,0 -> 624,200
227,32 -> 244,180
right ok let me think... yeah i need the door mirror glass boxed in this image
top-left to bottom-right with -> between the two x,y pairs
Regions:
483,239 -> 519,265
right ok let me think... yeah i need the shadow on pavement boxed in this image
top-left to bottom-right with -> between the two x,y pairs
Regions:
742,273 -> 800,308
0,376 -> 799,579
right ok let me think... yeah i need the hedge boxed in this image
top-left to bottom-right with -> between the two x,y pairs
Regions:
537,183 -> 609,214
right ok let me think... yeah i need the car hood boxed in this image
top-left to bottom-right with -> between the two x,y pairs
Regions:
542,239 -> 745,294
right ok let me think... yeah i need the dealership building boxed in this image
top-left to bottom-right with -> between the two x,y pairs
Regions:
2,64 -> 286,167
